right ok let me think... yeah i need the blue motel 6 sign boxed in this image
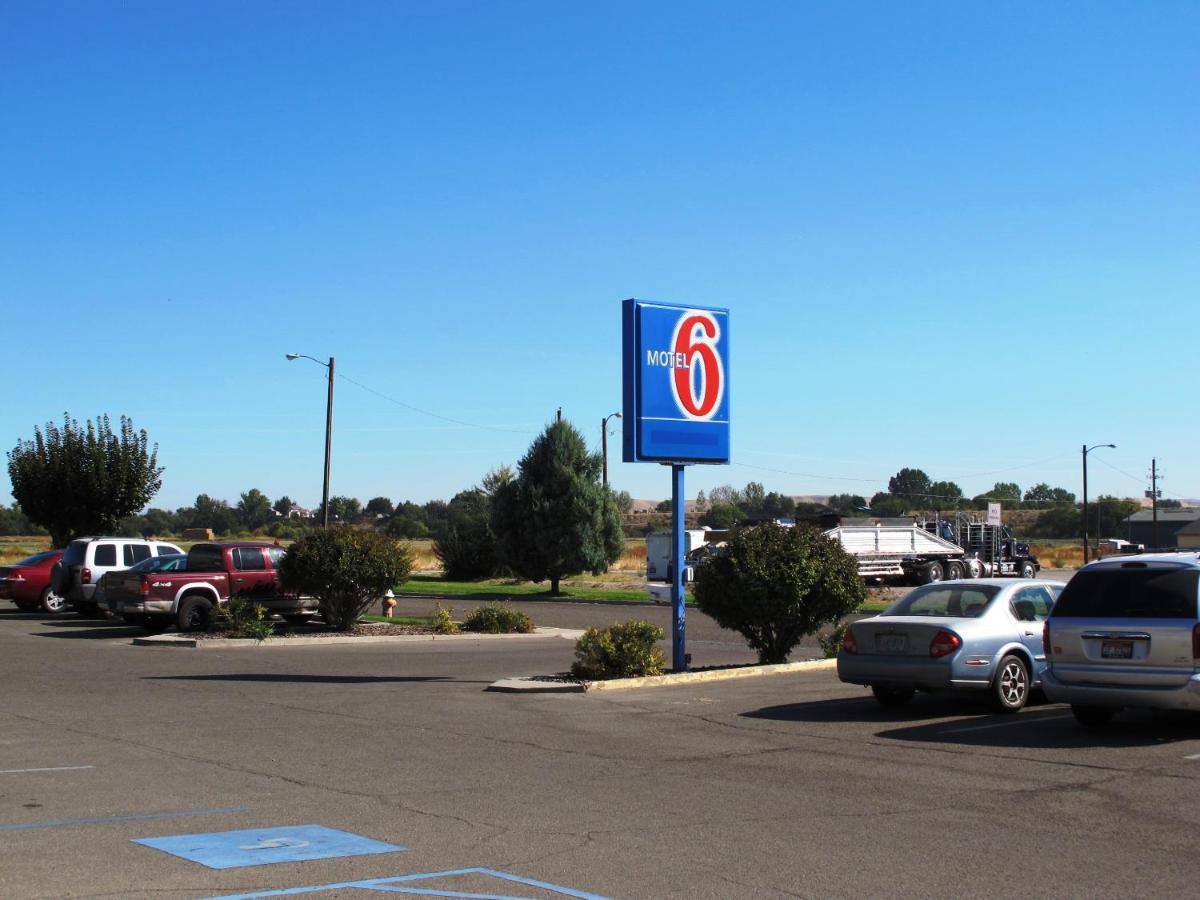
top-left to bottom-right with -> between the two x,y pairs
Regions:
622,299 -> 730,464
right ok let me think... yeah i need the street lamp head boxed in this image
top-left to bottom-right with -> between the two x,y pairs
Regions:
286,353 -> 300,360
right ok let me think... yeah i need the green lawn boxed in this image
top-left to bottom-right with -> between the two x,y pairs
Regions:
394,574 -> 680,604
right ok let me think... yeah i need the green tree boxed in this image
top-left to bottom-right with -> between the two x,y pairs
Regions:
927,480 -> 963,509
741,481 -> 766,515
700,501 -> 745,529
1025,483 -> 1078,504
888,468 -> 931,505
237,489 -> 273,529
694,523 -> 866,664
365,496 -> 395,517
1158,498 -> 1182,509
613,490 -> 634,515
179,494 -> 238,534
655,499 -> 673,513
0,504 -> 43,536
1094,495 -> 1140,537
279,528 -> 413,631
868,492 -> 908,518
760,492 -> 796,519
7,414 -> 164,547
708,484 -> 743,505
386,501 -> 430,538
827,494 -> 868,515
434,489 -> 500,580
327,496 -> 362,523
695,489 -> 708,510
490,419 -> 624,595
273,495 -> 296,516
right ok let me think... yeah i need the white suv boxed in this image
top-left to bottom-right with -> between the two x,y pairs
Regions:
54,537 -> 183,617
1042,551 -> 1200,726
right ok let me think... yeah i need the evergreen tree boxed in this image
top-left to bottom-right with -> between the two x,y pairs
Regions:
7,414 -> 163,547
491,419 -> 624,595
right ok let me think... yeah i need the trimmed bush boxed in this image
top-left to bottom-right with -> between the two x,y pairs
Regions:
694,522 -> 866,664
818,621 -> 850,658
462,603 -> 534,634
278,528 -> 414,631
572,620 -> 665,680
214,596 -> 273,643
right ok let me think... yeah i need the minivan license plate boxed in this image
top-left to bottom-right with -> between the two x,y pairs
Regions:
878,634 -> 908,654
1101,641 -> 1133,660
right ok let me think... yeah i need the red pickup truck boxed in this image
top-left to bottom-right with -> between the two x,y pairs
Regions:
105,540 -> 318,633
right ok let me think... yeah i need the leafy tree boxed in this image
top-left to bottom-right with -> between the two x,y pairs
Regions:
741,481 -> 766,515
868,492 -> 908,518
927,481 -> 963,509
1159,498 -> 1182,509
1025,505 -> 1079,539
481,465 -> 514,497
827,494 -> 868,515
708,484 -> 743,505
490,419 -> 624,595
365,496 -> 395,517
695,489 -> 708,510
613,490 -> 634,515
990,482 -> 1022,501
759,492 -> 796,519
887,468 -> 931,505
0,503 -> 43,536
273,495 -> 296,516
1094,495 -> 1141,537
237,489 -> 273,529
434,489 -> 500,580
700,501 -> 745,529
179,494 -> 238,535
7,414 -> 164,547
655,499 -> 673,513
327,496 -> 362,522
694,523 -> 866,664
278,528 -> 413,631
386,501 -> 430,538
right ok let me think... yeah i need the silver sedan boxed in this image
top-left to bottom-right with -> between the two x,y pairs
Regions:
837,579 -> 1065,712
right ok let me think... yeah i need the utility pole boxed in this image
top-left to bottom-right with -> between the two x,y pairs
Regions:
1151,458 -> 1159,548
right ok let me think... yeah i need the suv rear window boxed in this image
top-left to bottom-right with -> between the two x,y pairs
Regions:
1052,568 -> 1200,619
93,544 -> 117,567
63,541 -> 87,566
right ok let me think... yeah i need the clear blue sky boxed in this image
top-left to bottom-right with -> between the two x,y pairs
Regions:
2,1 -> 1197,511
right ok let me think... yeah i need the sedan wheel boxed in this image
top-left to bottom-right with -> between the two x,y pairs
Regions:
991,654 -> 1028,712
40,586 -> 67,614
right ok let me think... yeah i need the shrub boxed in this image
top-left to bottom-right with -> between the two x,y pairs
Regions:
694,522 -> 866,664
572,620 -> 665,680
462,603 -> 534,634
433,489 -> 500,580
818,621 -> 850,658
278,528 -> 414,631
432,603 -> 459,634
214,596 -> 274,643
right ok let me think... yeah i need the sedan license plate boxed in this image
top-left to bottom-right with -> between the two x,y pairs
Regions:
1101,641 -> 1133,660
878,634 -> 908,654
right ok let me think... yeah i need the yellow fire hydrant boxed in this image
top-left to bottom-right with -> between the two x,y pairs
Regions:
382,589 -> 396,618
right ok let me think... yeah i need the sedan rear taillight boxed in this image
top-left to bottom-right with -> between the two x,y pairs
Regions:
929,630 -> 962,658
842,627 -> 858,654
139,576 -> 150,596
81,567 -> 91,584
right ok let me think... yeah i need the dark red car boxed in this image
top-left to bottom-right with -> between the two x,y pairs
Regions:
0,550 -> 66,613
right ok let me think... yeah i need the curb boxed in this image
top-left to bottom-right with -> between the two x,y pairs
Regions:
487,658 -> 837,693
132,626 -> 585,649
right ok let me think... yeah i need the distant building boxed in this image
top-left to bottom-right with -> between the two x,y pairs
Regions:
1176,519 -> 1200,550
284,504 -> 313,519
1123,510 -> 1200,548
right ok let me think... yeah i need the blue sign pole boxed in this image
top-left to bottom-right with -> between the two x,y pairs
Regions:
671,463 -> 687,671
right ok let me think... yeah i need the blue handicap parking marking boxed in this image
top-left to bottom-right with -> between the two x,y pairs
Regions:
207,866 -> 608,899
133,824 -> 406,870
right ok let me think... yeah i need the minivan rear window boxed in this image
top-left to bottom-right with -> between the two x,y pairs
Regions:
1052,568 -> 1200,619
63,541 -> 87,566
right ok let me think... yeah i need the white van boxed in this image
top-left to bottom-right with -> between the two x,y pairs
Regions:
54,537 -> 183,616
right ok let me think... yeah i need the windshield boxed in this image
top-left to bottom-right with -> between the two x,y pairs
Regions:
1052,567 -> 1199,619
886,584 -> 1001,618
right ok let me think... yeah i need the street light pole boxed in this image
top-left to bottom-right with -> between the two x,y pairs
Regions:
1081,442 -> 1116,564
601,411 -> 621,488
287,353 -> 335,528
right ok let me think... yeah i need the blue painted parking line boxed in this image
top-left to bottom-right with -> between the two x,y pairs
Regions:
133,824 -> 406,869
207,867 -> 608,900
0,805 -> 249,833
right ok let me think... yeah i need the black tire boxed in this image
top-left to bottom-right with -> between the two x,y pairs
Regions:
133,616 -> 171,635
871,685 -> 915,708
13,598 -> 38,611
176,595 -> 213,633
991,654 -> 1029,712
1072,704 -> 1117,728
920,561 -> 944,585
944,561 -> 964,581
1019,561 -> 1036,579
74,601 -> 99,618
39,586 -> 67,615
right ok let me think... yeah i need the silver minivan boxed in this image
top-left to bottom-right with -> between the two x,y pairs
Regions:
1042,552 -> 1200,726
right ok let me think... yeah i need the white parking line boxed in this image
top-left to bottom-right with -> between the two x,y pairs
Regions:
0,766 -> 95,775
941,714 -> 1074,735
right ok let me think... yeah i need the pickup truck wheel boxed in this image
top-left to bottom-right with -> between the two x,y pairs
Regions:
39,586 -> 67,615
920,561 -> 944,584
176,595 -> 213,633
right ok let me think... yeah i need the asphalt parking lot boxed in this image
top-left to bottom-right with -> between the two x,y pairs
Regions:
2,602 -> 1199,899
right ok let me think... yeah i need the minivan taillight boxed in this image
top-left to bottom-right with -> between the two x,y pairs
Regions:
929,630 -> 962,658
139,576 -> 150,596
81,567 -> 91,584
842,627 -> 858,654
1043,622 -> 1051,657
